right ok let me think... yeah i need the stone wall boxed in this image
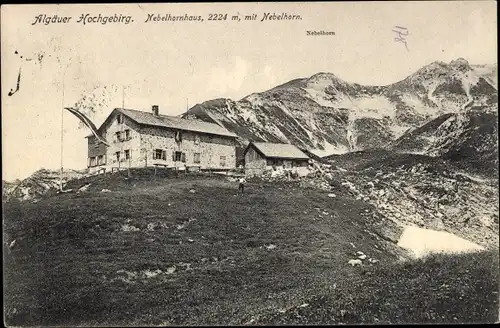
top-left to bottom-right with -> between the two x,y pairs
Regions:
267,160 -> 310,177
87,135 -> 107,158
244,146 -> 267,176
103,114 -> 143,170
138,125 -> 236,170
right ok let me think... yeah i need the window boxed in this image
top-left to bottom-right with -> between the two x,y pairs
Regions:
117,114 -> 124,124
220,156 -> 226,167
115,151 -> 120,162
267,159 -> 283,167
154,149 -> 167,160
89,157 -> 96,167
194,135 -> 200,145
193,153 -> 201,164
124,150 -> 130,160
175,131 -> 182,142
113,130 -> 131,142
97,155 -> 105,165
174,151 -> 186,162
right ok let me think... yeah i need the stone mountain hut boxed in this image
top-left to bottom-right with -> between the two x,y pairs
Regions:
243,142 -> 311,177
87,105 -> 238,173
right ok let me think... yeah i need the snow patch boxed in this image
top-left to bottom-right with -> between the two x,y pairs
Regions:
346,117 -> 358,151
266,124 -> 289,142
337,96 -> 396,120
303,87 -> 335,107
389,124 -> 411,139
238,105 -> 260,125
399,94 -> 435,117
397,226 -> 484,259
426,81 -> 440,108
460,70 -> 480,104
309,141 -> 349,157
472,64 -> 498,88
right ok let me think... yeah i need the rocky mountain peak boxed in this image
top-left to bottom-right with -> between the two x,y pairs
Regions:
408,58 -> 474,81
450,57 -> 471,68
306,72 -> 349,87
309,72 -> 339,80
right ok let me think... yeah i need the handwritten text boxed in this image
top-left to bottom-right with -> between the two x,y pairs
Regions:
392,25 -> 409,51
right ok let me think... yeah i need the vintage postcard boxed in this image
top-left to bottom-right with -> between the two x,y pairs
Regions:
2,1 -> 498,326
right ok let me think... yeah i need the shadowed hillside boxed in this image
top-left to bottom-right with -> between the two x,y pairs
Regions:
3,170 -> 499,326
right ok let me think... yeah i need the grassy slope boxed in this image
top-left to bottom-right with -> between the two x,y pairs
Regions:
3,172 -> 499,326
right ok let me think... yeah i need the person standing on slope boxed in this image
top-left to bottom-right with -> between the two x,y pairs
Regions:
238,177 -> 247,194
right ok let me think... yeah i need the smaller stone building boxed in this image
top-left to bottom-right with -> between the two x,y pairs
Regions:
243,142 -> 311,177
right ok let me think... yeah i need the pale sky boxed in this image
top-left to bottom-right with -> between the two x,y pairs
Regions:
1,2 -> 497,181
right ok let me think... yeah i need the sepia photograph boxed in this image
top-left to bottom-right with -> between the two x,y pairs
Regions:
2,1 -> 499,326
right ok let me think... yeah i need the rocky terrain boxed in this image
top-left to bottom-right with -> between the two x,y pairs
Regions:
183,59 -> 497,158
390,108 -> 498,176
253,150 -> 499,251
330,158 -> 498,249
3,168 -> 88,202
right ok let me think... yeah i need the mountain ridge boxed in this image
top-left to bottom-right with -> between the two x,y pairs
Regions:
183,59 -> 497,158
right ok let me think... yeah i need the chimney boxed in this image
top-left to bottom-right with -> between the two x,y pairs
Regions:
152,105 -> 159,116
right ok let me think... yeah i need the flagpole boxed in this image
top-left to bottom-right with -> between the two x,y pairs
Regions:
123,85 -> 131,177
59,69 -> 65,192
